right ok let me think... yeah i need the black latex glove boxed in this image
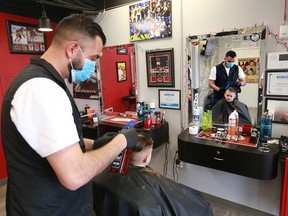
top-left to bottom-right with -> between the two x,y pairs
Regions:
235,82 -> 241,87
219,83 -> 230,92
219,87 -> 225,93
119,128 -> 138,149
93,132 -> 117,149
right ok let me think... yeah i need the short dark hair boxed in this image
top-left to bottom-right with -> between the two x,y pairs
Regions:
225,87 -> 236,94
225,50 -> 236,58
134,132 -> 153,152
52,14 -> 106,47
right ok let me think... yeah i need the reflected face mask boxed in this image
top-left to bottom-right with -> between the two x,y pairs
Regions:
226,62 -> 235,68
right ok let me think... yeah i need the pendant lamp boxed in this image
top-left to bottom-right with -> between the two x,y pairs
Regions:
38,4 -> 53,32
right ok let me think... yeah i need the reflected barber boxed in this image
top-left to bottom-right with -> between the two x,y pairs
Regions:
208,50 -> 246,106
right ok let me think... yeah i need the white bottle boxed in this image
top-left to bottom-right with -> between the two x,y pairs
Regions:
228,112 -> 236,136
232,110 -> 239,127
193,108 -> 200,127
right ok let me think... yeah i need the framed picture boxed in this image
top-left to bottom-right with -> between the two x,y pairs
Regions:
6,20 -> 47,54
116,61 -> 127,82
158,89 -> 181,110
146,48 -> 175,87
265,98 -> 288,124
264,70 -> 288,97
238,57 -> 259,83
129,0 -> 172,42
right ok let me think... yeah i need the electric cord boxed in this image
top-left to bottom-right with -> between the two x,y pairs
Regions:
173,150 -> 179,182
266,26 -> 288,50
163,139 -> 171,177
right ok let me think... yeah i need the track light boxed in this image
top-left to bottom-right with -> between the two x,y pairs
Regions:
38,4 -> 52,32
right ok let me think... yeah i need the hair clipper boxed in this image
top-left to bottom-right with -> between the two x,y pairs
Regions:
110,148 -> 133,175
110,120 -> 135,175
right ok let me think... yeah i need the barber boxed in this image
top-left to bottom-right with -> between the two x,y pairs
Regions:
2,14 -> 138,216
208,50 -> 246,105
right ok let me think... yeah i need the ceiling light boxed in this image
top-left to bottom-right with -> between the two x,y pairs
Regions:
38,4 -> 53,32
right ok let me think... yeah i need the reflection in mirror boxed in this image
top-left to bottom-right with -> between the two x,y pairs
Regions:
99,44 -> 138,114
184,26 -> 266,128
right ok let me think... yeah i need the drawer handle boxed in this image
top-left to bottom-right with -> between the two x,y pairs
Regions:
213,157 -> 224,161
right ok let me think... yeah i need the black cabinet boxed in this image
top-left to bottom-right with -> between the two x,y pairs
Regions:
98,120 -> 169,149
178,129 -> 279,180
83,124 -> 98,140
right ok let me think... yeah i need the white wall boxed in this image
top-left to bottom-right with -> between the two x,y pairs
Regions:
95,0 -> 287,215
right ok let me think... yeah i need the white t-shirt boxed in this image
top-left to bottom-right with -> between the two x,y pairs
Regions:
209,64 -> 246,80
11,78 -> 80,157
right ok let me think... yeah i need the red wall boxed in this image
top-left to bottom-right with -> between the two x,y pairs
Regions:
101,44 -> 136,113
0,12 -> 56,180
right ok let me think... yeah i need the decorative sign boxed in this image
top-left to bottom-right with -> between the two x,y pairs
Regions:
117,47 -> 128,55
6,20 -> 47,54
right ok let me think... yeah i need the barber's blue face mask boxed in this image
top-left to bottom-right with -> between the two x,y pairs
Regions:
226,62 -> 235,68
70,47 -> 96,83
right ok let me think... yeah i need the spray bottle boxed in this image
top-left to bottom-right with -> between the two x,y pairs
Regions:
260,110 -> 273,142
228,112 -> 236,136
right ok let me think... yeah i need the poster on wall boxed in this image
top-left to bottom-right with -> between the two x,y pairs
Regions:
129,0 -> 172,42
6,20 -> 47,54
116,61 -> 127,82
238,57 -> 259,83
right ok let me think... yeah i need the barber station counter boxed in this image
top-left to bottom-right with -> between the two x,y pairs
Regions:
178,128 -> 279,180
98,116 -> 169,149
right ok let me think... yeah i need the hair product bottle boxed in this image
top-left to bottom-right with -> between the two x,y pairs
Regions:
229,112 -> 236,136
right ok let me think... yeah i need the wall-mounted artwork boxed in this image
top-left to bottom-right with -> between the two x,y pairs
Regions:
238,57 -> 259,83
129,0 -> 172,42
146,48 -> 174,87
116,61 -> 127,82
6,20 -> 47,54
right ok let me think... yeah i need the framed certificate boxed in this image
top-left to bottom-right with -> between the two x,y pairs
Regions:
265,70 -> 288,97
158,89 -> 181,110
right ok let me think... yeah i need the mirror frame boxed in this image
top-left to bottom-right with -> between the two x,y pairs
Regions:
182,26 -> 267,129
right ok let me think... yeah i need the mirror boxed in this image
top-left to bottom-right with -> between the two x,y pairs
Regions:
99,44 -> 138,114
185,26 -> 266,127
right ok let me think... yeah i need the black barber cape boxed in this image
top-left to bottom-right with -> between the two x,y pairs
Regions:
211,98 -> 252,126
93,167 -> 213,216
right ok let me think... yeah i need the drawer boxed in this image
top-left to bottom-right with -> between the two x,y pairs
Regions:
178,131 -> 279,180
